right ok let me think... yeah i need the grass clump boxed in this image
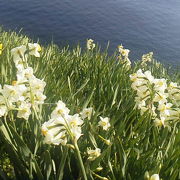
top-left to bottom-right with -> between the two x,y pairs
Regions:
0,29 -> 179,180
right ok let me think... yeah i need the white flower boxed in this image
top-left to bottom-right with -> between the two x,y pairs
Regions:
168,82 -> 180,103
17,67 -> 34,83
28,43 -> 41,57
2,84 -> 27,103
131,79 -> 146,91
168,82 -> 178,89
11,45 -> 27,69
141,52 -> 153,66
153,92 -> 168,104
150,174 -> 160,180
118,45 -> 130,57
29,77 -> 46,93
0,105 -> 7,117
87,148 -> 101,161
0,96 -> 7,117
136,87 -> 150,100
34,92 -> 46,104
80,107 -> 94,120
98,116 -> 110,130
17,102 -> 31,120
154,78 -> 167,92
154,117 -> 165,127
67,114 -> 83,127
158,103 -> 173,116
87,39 -> 95,50
51,101 -> 70,119
41,119 -> 67,145
144,70 -> 154,83
66,114 -> 83,140
135,99 -> 149,115
164,109 -> 180,120
71,126 -> 82,140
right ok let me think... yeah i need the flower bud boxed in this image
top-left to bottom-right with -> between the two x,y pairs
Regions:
144,171 -> 150,180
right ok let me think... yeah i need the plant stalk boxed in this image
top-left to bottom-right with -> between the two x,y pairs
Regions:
74,140 -> 87,180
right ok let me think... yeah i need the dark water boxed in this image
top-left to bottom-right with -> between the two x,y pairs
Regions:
0,0 -> 180,67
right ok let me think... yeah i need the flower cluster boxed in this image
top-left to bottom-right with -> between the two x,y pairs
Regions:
41,101 -> 83,145
42,104 -> 111,146
0,43 -> 46,120
130,69 -> 180,127
87,39 -> 96,50
141,52 -> 153,67
118,44 -> 131,68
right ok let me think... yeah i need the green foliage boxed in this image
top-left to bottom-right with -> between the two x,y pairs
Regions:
0,29 -> 179,180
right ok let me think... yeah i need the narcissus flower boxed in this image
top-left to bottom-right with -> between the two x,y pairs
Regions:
41,120 -> 67,145
67,114 -> 83,127
17,102 -> 31,120
154,78 -> 167,92
42,100 -> 84,145
80,107 -> 94,120
87,148 -> 101,161
154,117 -> 165,127
11,45 -> 27,69
28,43 -> 41,57
2,84 -> 27,103
98,116 -> 111,130
29,77 -> 46,93
87,39 -> 95,50
141,52 -> 153,66
17,67 -> 34,83
118,45 -> 130,57
51,100 -> 70,119
0,96 -> 7,117
150,174 -> 160,180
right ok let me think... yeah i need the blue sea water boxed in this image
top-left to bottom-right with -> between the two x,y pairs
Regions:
0,0 -> 180,67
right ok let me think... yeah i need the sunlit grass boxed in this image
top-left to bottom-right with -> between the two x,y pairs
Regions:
0,28 -> 179,180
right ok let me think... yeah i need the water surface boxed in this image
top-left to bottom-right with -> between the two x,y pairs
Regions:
0,0 -> 180,66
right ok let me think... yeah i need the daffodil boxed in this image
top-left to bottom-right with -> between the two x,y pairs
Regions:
154,117 -> 165,127
154,78 -> 167,92
141,52 -> 153,66
87,39 -> 95,50
158,103 -> 173,116
67,114 -> 83,128
98,116 -> 111,130
118,45 -> 130,57
17,102 -> 31,120
2,84 -> 27,103
0,96 -> 7,117
28,43 -> 41,57
70,126 -> 82,140
0,105 -> 7,117
80,107 -> 94,120
149,174 -> 160,180
34,92 -> 46,105
51,100 -> 70,119
41,119 -> 67,145
29,77 -> 46,93
11,45 -> 27,69
87,148 -> 101,161
16,67 -> 34,83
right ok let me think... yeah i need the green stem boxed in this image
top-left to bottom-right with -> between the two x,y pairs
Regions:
57,147 -> 68,180
74,140 -> 87,180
